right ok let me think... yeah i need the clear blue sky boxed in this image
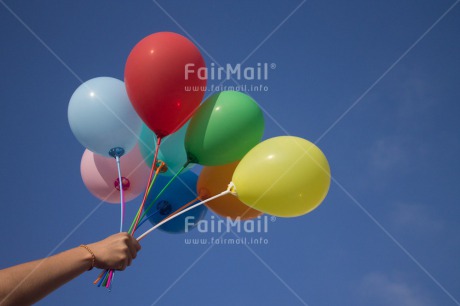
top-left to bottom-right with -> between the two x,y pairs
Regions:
1,1 -> 460,305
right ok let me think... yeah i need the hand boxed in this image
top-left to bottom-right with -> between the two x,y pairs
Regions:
87,233 -> 141,271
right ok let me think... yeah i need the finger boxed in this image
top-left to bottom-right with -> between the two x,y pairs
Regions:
133,238 -> 142,251
128,235 -> 141,252
122,256 -> 130,270
126,241 -> 137,259
117,263 -> 125,271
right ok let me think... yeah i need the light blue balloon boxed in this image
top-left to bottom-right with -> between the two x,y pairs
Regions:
138,123 -> 194,176
68,77 -> 142,157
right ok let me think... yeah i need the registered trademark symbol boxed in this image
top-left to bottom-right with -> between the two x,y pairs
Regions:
270,63 -> 276,69
270,216 -> 276,222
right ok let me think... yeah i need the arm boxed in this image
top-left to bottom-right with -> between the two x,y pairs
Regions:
0,232 -> 141,306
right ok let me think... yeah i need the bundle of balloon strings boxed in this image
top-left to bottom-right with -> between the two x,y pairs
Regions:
92,142 -> 194,290
92,136 -> 235,290
92,138 -> 162,290
91,149 -> 129,290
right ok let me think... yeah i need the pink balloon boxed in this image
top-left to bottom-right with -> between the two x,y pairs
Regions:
80,144 -> 150,204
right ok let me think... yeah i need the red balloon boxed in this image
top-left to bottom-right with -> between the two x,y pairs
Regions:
125,32 -> 206,138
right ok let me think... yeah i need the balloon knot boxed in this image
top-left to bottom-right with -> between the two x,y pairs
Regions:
109,147 -> 125,158
114,177 -> 130,191
186,153 -> 198,164
157,201 -> 172,215
227,182 -> 237,196
155,160 -> 168,173
198,188 -> 210,200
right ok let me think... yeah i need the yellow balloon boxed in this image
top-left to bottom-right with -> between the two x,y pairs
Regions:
232,136 -> 330,217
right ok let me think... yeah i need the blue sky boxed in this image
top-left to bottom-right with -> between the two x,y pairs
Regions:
1,0 -> 460,305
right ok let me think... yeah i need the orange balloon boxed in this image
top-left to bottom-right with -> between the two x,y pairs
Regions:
197,161 -> 262,220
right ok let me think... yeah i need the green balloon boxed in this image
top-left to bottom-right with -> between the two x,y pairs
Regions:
185,91 -> 265,166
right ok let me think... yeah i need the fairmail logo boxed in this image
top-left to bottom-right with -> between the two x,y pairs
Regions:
185,62 -> 276,81
184,215 -> 275,233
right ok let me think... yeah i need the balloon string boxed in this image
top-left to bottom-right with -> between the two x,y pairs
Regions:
137,190 -> 230,241
115,156 -> 124,232
159,196 -> 199,223
127,163 -> 162,234
93,270 -> 104,285
136,196 -> 199,230
102,271 -> 109,287
99,155 -> 123,291
127,137 -> 162,235
129,161 -> 165,235
106,270 -> 114,289
108,272 -> 115,291
135,208 -> 161,230
128,137 -> 161,233
139,162 -> 189,226
145,161 -> 166,197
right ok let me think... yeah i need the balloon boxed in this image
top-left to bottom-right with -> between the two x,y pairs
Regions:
185,91 -> 264,166
145,172 -> 207,233
125,32 -> 206,138
232,136 -> 331,217
68,77 -> 142,157
80,144 -> 150,203
198,161 -> 262,220
138,123 -> 194,176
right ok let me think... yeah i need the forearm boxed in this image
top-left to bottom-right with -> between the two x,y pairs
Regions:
0,233 -> 140,305
0,246 -> 92,306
